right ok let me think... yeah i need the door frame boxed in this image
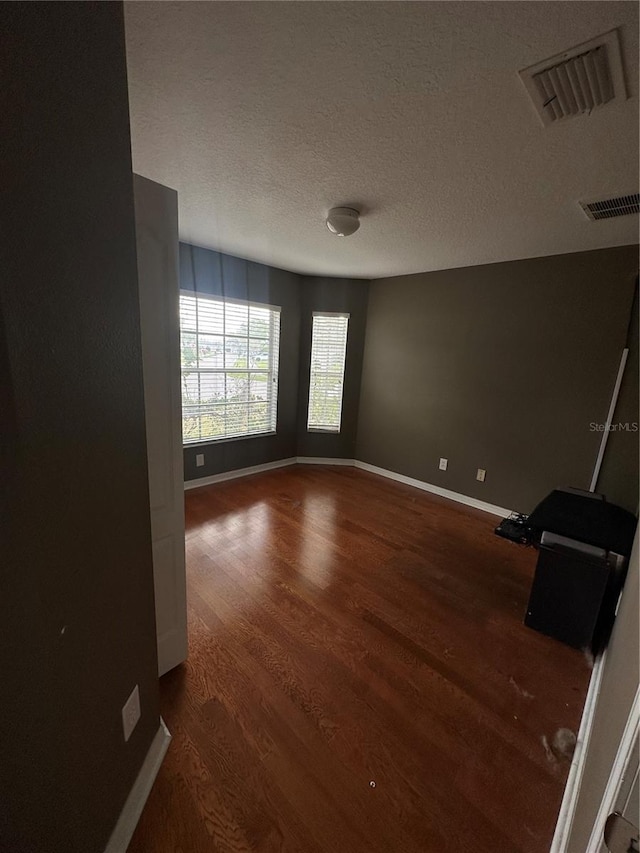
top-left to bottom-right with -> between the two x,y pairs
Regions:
551,649 -> 609,852
551,529 -> 639,853
586,685 -> 639,852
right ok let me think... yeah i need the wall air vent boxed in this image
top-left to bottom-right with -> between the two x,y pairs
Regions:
519,29 -> 627,126
579,193 -> 640,221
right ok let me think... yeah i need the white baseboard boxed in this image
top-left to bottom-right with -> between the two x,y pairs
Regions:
550,651 -> 608,853
184,455 -> 515,517
354,460 -> 514,517
296,456 -> 355,466
586,684 -> 640,853
184,457 -> 297,490
104,718 -> 171,853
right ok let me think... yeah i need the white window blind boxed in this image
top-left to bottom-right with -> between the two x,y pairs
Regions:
179,292 -> 280,444
307,312 -> 349,433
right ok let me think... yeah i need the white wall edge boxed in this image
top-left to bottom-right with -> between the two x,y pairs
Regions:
104,718 -> 171,853
296,457 -> 356,466
353,460 -> 514,517
585,683 -> 640,853
589,346 -> 629,492
184,457 -> 297,490
550,650 -> 608,853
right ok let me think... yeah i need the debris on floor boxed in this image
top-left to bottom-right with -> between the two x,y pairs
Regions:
542,728 -> 577,764
508,675 -> 535,699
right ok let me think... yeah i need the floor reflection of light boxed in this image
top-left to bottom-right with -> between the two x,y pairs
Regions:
298,494 -> 337,588
198,502 -> 270,540
192,501 -> 272,595
187,490 -> 343,592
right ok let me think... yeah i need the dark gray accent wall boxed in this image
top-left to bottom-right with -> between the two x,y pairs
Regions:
180,244 -> 301,479
356,246 -> 639,514
1,4 -> 160,852
179,250 -> 370,476
297,277 -> 369,459
597,280 -> 639,513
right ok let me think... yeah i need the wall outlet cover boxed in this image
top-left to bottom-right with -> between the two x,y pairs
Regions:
195,453 -> 205,467
122,685 -> 141,742
477,468 -> 486,482
439,458 -> 448,471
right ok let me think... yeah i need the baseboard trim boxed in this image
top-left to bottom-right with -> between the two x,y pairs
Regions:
104,718 -> 171,853
184,457 -> 297,490
183,455 -> 515,517
585,683 -> 640,853
550,650 -> 608,853
354,460 -> 514,517
296,457 -> 356,466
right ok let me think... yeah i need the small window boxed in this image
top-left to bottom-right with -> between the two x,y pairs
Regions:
307,312 -> 349,433
180,293 -> 280,444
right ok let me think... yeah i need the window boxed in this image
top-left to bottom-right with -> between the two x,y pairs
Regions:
179,293 -> 280,444
307,312 -> 349,432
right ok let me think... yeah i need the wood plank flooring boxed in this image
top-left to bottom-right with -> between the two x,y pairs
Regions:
128,465 -> 591,853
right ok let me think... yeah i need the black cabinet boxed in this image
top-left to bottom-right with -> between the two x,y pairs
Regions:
524,532 -> 609,650
522,489 -> 636,651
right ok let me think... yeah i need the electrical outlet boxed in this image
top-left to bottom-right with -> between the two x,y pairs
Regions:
439,458 -> 448,471
122,685 -> 141,742
195,453 -> 205,467
476,468 -> 486,482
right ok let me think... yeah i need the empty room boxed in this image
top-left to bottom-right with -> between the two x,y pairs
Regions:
3,2 -> 639,853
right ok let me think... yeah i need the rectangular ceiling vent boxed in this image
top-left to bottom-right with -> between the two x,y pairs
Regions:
579,193 -> 640,221
519,29 -> 627,126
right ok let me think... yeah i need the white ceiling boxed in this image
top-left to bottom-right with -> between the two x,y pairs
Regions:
124,1 -> 639,279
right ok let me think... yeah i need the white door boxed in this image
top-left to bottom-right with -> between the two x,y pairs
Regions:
133,174 -> 188,676
603,756 -> 639,851
608,734 -> 639,838
557,526 -> 639,853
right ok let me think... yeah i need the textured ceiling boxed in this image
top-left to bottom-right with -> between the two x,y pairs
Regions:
124,1 -> 639,278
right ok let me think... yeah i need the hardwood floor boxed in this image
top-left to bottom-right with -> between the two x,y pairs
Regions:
128,465 -> 591,853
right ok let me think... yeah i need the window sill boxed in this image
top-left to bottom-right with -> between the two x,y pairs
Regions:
307,428 -> 341,434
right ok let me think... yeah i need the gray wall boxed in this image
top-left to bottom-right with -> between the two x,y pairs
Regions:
180,244 -> 301,479
296,277 -> 369,459
180,248 -> 370,477
356,246 -> 639,514
597,280 -> 639,513
1,4 -> 160,851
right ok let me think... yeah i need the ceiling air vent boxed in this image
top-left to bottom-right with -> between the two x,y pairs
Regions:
579,193 -> 640,221
519,29 -> 627,126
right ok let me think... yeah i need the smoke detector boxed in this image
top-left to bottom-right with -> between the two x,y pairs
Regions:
326,207 -> 360,237
519,29 -> 627,126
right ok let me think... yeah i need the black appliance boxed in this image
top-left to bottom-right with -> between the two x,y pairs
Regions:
501,488 -> 636,652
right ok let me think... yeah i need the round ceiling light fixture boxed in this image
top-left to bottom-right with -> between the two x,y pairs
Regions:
326,206 -> 360,237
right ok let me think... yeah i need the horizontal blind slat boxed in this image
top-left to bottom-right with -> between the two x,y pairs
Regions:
180,292 -> 280,443
307,314 -> 348,431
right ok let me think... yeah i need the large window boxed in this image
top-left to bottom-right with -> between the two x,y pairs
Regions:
179,293 -> 280,444
307,312 -> 349,433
